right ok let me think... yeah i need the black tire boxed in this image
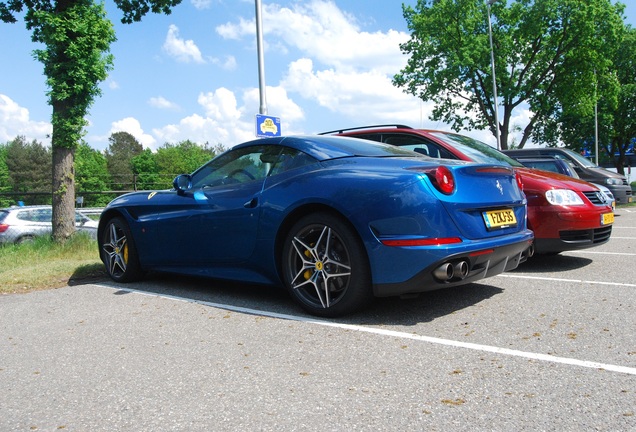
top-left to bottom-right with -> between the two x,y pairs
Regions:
16,235 -> 35,244
100,217 -> 143,283
281,212 -> 373,317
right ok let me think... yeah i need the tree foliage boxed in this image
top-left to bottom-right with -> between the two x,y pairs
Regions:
0,145 -> 10,207
0,0 -> 183,241
105,131 -> 143,190
1,136 -> 52,205
394,0 -> 626,150
0,134 -> 227,203
154,140 -> 217,176
75,141 -> 112,206
130,148 -> 160,190
558,25 -> 636,173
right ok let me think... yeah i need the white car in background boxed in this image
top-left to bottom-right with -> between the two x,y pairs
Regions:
0,205 -> 98,244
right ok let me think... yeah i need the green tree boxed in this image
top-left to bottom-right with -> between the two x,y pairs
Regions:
105,131 -> 144,190
559,25 -> 636,174
75,141 -> 112,206
0,144 -> 12,207
4,136 -> 52,205
130,148 -> 160,190
0,0 -> 182,241
154,140 -> 217,182
393,0 -> 625,150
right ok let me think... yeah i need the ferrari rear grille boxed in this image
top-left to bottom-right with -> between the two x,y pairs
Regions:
582,191 -> 606,205
559,226 -> 612,244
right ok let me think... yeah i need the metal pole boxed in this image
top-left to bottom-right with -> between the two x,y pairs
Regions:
594,72 -> 599,165
487,0 -> 500,150
255,0 -> 267,115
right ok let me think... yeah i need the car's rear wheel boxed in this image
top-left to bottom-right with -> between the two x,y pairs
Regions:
101,217 -> 143,282
282,213 -> 373,317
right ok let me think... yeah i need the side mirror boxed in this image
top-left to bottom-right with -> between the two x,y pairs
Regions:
173,174 -> 193,193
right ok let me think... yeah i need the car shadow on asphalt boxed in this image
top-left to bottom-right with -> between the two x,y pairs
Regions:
95,271 -> 504,326
510,253 -> 594,273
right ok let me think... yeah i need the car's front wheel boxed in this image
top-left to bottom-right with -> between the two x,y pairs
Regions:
282,213 -> 373,317
101,217 -> 143,282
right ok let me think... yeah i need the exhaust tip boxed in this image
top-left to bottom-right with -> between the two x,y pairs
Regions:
454,260 -> 469,279
433,263 -> 454,281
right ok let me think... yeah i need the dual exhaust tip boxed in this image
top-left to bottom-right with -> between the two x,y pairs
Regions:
433,243 -> 535,282
433,260 -> 469,282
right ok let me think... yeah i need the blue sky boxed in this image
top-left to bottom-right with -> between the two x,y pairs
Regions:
1,0 -> 634,151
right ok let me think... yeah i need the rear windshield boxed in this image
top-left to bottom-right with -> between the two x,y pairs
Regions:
430,132 -> 524,167
312,136 -> 420,158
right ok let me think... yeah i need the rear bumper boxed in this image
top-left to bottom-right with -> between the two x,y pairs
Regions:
372,235 -> 534,297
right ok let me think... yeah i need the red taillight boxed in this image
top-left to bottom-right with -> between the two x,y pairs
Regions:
0,224 -> 9,233
515,172 -> 524,191
381,237 -> 462,247
469,249 -> 494,257
434,166 -> 455,194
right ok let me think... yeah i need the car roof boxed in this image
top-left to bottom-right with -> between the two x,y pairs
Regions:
232,135 -> 422,161
1,205 -> 52,211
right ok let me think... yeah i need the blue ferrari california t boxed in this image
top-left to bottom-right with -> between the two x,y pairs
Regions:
98,135 -> 533,317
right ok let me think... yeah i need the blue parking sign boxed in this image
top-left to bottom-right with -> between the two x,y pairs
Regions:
255,114 -> 281,138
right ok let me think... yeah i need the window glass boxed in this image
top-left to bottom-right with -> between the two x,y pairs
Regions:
19,208 -> 52,222
269,148 -> 316,176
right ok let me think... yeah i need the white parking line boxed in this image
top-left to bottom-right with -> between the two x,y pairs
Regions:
497,273 -> 636,288
570,250 -> 636,256
100,285 -> 636,376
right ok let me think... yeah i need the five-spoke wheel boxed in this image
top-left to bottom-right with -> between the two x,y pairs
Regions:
282,213 -> 372,317
101,217 -> 142,282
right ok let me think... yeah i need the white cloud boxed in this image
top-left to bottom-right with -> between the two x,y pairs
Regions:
281,58 -> 422,125
216,17 -> 253,40
0,94 -> 52,145
191,0 -> 213,10
154,88 -> 251,147
198,88 -> 242,121
110,117 -> 156,149
216,0 -> 410,73
153,113 -> 254,148
211,55 -> 238,71
152,85 -> 305,148
163,24 -> 205,64
242,86 -> 304,123
148,96 -> 180,110
214,0 -> 421,131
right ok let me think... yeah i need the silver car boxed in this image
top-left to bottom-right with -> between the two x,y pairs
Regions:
0,205 -> 98,244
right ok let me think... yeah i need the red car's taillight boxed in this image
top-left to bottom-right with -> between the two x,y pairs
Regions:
0,224 -> 9,233
515,172 -> 524,191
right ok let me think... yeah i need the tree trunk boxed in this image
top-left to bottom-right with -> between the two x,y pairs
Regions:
52,146 -> 76,242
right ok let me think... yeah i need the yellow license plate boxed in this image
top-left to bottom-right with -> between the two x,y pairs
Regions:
483,209 -> 517,230
602,212 -> 614,225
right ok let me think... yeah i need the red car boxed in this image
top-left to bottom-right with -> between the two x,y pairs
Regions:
325,125 -> 614,255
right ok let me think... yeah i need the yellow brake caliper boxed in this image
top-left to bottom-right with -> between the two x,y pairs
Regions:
304,246 -> 313,280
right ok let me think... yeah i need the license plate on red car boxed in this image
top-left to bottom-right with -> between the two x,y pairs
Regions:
482,209 -> 517,230
601,212 -> 614,225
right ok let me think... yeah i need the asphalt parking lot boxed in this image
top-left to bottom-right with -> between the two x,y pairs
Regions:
1,208 -> 635,431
